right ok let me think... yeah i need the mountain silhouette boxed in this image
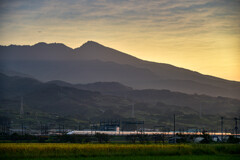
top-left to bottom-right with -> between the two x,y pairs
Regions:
0,41 -> 239,99
1,73 -> 239,129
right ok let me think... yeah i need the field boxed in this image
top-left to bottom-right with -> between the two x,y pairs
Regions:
7,155 -> 238,160
0,143 -> 239,159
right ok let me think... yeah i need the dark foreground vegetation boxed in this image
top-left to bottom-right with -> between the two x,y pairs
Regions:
1,133 -> 240,144
7,155 -> 240,160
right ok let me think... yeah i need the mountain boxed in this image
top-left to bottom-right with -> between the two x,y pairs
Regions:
0,73 -> 43,98
112,89 -> 240,116
1,73 -> 239,130
47,80 -> 133,94
48,78 -> 240,116
0,42 -> 74,61
75,82 -> 133,94
0,41 -> 239,99
0,74 -> 129,125
74,41 -> 240,99
0,68 -> 33,78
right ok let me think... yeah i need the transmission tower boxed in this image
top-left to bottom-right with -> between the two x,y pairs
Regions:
20,97 -> 24,117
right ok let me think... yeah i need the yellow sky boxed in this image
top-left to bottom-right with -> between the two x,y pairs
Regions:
0,0 -> 239,81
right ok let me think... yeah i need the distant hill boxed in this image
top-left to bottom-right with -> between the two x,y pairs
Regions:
75,82 -> 133,94
48,80 -> 133,94
0,41 -> 239,99
0,68 -> 33,78
0,73 -> 43,98
1,74 -> 239,130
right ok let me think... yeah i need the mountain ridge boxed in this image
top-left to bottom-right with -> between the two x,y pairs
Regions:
1,73 -> 239,129
0,41 -> 239,99
1,41 -> 238,83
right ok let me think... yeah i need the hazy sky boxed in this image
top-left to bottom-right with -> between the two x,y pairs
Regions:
0,0 -> 239,81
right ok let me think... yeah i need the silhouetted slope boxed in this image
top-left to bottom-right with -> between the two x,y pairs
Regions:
1,41 -> 239,99
46,80 -> 74,88
0,42 -> 74,61
47,80 -> 133,93
0,68 -> 33,78
75,41 -> 240,89
1,60 -> 158,84
0,73 -> 43,98
114,89 -> 240,116
1,73 -> 239,129
74,41 -> 142,64
24,85 -> 101,116
75,82 -> 133,93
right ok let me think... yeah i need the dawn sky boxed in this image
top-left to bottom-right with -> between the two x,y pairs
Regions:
0,0 -> 239,81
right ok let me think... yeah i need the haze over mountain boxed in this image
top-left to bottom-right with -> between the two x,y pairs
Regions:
1,73 -> 239,129
0,41 -> 239,99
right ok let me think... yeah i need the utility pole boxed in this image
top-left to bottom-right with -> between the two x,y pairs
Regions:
21,123 -> 24,135
20,97 -> 24,118
234,117 -> 238,138
173,114 -> 176,143
44,124 -> 48,135
40,122 -> 43,135
221,117 -> 223,142
59,124 -> 62,135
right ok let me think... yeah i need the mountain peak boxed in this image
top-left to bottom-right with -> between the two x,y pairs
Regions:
85,40 -> 101,45
33,42 -> 48,47
79,41 -> 104,49
85,40 -> 100,44
33,42 -> 69,48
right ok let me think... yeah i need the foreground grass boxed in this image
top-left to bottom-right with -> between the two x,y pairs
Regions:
0,143 -> 239,159
9,155 -> 238,160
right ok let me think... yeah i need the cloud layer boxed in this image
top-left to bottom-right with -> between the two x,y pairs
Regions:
0,0 -> 239,81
